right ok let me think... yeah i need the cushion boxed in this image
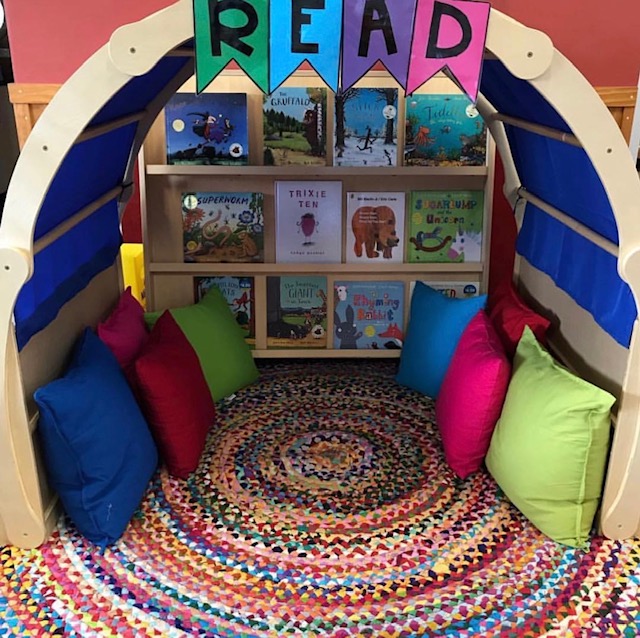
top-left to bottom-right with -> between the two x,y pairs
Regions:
485,327 -> 615,548
97,287 -> 149,369
167,286 -> 259,401
34,329 -> 158,547
396,282 -> 487,398
134,312 -> 216,478
435,311 -> 511,479
488,281 -> 551,358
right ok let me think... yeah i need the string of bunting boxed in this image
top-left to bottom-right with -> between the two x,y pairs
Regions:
193,0 -> 491,103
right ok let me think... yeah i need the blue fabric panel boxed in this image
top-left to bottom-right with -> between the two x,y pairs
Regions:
34,124 -> 137,240
16,201 -> 121,350
481,59 -> 571,132
507,127 -> 618,244
517,203 -> 635,347
89,56 -> 190,126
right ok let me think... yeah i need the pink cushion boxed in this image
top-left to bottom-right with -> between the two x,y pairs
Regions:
134,312 -> 216,479
488,282 -> 551,358
435,311 -> 511,479
97,287 -> 149,370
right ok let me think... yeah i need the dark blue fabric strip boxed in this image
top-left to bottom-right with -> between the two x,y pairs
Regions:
517,203 -> 636,347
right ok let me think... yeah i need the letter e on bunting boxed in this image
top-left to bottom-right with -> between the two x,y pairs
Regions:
194,0 -> 269,93
269,0 -> 343,92
407,0 -> 490,102
342,0 -> 417,89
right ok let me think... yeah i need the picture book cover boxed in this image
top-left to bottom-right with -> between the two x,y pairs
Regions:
165,92 -> 249,165
404,94 -> 487,166
194,276 -> 255,347
406,190 -> 484,263
333,281 -> 404,350
181,192 -> 264,263
333,87 -> 398,167
346,192 -> 405,264
410,280 -> 480,299
275,181 -> 342,263
266,276 -> 328,349
263,87 -> 327,166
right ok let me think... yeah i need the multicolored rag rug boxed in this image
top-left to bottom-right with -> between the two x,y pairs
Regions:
1,361 -> 639,637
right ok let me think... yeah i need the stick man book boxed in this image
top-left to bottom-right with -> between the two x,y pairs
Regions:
407,190 -> 484,263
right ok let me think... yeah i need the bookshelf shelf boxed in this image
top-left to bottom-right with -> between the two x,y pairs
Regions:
141,70 -> 495,359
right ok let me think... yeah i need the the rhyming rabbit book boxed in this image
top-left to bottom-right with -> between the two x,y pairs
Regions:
266,276 -> 328,349
333,281 -> 404,350
406,190 -> 484,263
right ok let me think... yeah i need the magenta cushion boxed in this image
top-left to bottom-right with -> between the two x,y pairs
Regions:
97,287 -> 149,370
435,311 -> 511,479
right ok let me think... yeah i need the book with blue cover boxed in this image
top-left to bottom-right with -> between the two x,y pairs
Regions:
404,94 -> 487,166
165,92 -> 249,165
333,280 -> 404,350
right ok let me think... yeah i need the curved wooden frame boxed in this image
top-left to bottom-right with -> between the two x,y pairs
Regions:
1,0 -> 639,547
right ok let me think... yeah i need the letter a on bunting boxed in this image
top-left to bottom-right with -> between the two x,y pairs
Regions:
270,0 -> 343,92
407,0 -> 490,101
194,0 -> 269,93
342,0 -> 417,89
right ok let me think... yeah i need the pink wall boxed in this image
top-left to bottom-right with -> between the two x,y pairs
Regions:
4,0 -> 640,86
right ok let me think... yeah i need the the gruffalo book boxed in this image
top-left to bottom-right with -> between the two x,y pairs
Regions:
333,281 -> 405,350
182,192 -> 264,263
263,87 -> 327,166
194,276 -> 255,347
346,192 -> 405,264
333,87 -> 398,167
404,94 -> 487,166
266,276 -> 328,349
165,93 -> 249,165
406,190 -> 484,263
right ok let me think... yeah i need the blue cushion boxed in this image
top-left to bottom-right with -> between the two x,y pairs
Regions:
34,328 -> 158,547
396,282 -> 487,398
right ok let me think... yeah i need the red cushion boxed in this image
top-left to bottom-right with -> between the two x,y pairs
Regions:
488,282 -> 551,358
134,312 -> 215,478
435,311 -> 511,479
97,287 -> 149,370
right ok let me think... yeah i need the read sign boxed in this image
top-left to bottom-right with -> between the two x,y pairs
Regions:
194,0 -> 490,102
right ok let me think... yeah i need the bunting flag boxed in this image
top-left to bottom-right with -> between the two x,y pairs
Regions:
269,0 -> 343,92
341,0 -> 417,89
407,0 -> 490,100
194,0 -> 270,94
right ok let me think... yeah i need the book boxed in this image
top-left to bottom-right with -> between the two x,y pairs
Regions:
275,181 -> 342,263
404,94 -> 487,166
194,276 -> 256,347
266,276 -> 328,349
334,87 -> 398,167
410,280 -> 480,299
181,192 -> 264,263
165,92 -> 249,165
263,87 -> 327,166
346,192 -> 405,263
406,190 -> 484,263
333,281 -> 405,350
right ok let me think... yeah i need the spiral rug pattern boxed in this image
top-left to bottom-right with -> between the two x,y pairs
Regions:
2,361 -> 639,637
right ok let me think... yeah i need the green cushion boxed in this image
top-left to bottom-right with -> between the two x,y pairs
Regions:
485,327 -> 615,548
166,287 -> 258,402
144,310 -> 162,330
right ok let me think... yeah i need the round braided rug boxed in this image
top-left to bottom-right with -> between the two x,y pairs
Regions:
1,361 -> 639,637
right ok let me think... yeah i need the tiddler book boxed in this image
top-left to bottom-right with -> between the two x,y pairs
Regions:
275,181 -> 342,263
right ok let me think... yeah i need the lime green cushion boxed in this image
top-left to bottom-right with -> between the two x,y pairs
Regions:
157,287 -> 258,402
486,327 -> 615,548
144,310 -> 162,330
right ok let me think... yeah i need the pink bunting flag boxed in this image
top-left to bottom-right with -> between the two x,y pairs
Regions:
407,0 -> 490,101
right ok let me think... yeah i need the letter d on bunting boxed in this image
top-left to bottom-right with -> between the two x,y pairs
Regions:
194,0 -> 269,93
407,0 -> 490,102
